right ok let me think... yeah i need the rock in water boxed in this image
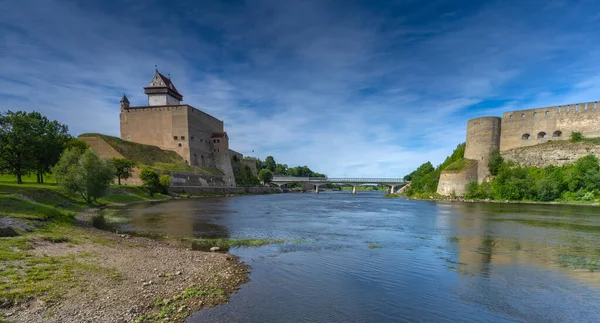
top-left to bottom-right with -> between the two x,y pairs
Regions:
210,246 -> 220,252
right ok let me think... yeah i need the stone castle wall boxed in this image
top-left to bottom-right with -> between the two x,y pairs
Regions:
436,160 -> 479,196
464,117 -> 501,183
438,99 -> 600,196
500,101 -> 600,151
120,105 -> 192,163
501,141 -> 600,168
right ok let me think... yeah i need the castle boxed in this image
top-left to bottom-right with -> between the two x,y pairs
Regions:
437,100 -> 600,195
118,69 -> 250,187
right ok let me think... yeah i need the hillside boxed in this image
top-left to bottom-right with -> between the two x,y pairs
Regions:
501,140 -> 600,168
79,134 -> 223,175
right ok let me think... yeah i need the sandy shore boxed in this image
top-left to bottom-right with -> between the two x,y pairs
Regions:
2,209 -> 249,323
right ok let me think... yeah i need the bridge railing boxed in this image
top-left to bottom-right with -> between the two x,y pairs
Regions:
271,176 -> 405,183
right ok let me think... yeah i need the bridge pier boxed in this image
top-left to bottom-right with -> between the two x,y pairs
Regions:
389,185 -> 396,194
315,184 -> 320,194
352,185 -> 357,194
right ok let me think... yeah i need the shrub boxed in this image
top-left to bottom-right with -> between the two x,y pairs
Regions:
140,168 -> 162,196
570,131 -> 584,142
53,148 -> 115,204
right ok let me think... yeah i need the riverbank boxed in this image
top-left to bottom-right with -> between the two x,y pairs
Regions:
395,193 -> 600,207
0,182 -> 250,322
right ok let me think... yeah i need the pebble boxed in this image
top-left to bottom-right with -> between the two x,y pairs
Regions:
210,247 -> 220,252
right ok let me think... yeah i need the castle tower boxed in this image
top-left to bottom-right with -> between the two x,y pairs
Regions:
120,95 -> 129,111
464,117 -> 501,183
144,69 -> 183,106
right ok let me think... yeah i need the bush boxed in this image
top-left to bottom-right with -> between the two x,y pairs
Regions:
53,148 -> 115,204
140,168 -> 162,196
159,174 -> 171,194
570,131 -> 584,142
258,169 -> 273,184
487,149 -> 504,176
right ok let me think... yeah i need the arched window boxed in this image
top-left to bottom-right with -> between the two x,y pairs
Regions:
537,132 -> 547,139
558,107 -> 562,112
509,115 -> 513,119
181,136 -> 185,140
546,111 -> 549,115
553,130 -> 562,138
522,133 -> 531,140
174,136 -> 178,140
533,112 -> 537,117
178,143 -> 182,147
521,113 -> 525,118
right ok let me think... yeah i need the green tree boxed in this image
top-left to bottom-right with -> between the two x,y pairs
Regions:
264,156 -> 276,172
53,149 -> 115,204
30,112 -> 71,183
0,111 -> 37,183
159,174 -> 171,194
235,165 -> 260,187
110,158 -> 136,185
258,169 -> 273,184
139,168 -> 162,196
275,163 -> 288,175
65,138 -> 89,152
487,149 -> 504,176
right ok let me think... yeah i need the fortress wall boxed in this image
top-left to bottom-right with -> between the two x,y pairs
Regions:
501,141 -> 600,168
464,117 -> 501,183
500,101 -> 600,151
187,106 -> 223,133
120,105 -> 191,163
213,137 -> 235,187
436,160 -> 479,196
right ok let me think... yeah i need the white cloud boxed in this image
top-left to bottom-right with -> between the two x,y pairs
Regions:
2,0 -> 600,177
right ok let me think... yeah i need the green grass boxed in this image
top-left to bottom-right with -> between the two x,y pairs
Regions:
79,133 -> 225,176
489,218 -> 600,234
367,244 -> 381,249
557,254 -> 600,272
80,133 -> 184,167
443,158 -> 477,172
382,193 -> 401,198
184,238 -> 287,249
135,287 -> 226,322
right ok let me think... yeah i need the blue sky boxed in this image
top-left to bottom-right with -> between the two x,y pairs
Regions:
1,0 -> 600,177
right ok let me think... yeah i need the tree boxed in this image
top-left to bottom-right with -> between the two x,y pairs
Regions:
140,168 -> 163,196
487,149 -> 504,176
110,158 -> 136,185
0,111 -> 37,183
258,169 -> 273,185
235,165 -> 260,187
53,148 -> 115,204
264,156 -> 276,172
275,163 -> 288,175
30,113 -> 71,183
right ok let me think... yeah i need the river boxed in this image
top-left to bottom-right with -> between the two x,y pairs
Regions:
99,192 -> 600,322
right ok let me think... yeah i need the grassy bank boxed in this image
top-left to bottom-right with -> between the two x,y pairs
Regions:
0,175 -> 170,309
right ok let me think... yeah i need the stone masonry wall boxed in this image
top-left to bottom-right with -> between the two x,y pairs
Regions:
437,160 -> 479,196
500,100 -> 600,151
501,141 -> 600,168
465,117 -> 501,183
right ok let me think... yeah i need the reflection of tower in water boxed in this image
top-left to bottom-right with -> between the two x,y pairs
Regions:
455,203 -> 496,277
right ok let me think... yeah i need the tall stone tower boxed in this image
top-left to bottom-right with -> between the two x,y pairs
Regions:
464,117 -> 501,183
144,70 -> 183,106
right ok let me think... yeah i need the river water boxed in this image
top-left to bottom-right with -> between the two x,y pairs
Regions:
101,192 -> 600,322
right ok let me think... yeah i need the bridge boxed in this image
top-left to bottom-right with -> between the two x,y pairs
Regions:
271,176 -> 408,194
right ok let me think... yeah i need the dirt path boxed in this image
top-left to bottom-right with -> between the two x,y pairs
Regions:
2,209 -> 249,323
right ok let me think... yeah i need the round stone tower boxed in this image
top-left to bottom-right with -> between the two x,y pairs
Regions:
464,116 -> 501,183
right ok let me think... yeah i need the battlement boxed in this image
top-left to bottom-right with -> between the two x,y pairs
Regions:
499,100 -> 600,151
